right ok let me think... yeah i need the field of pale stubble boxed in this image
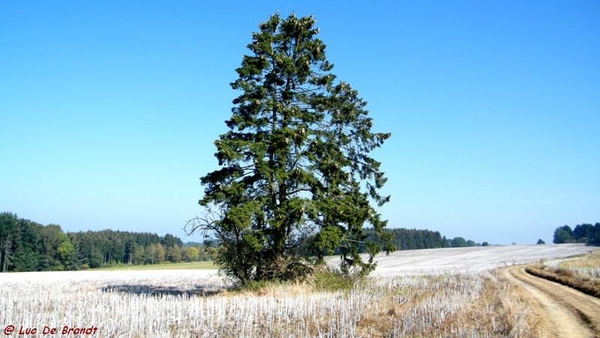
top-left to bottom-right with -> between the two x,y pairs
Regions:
1,244 -> 593,337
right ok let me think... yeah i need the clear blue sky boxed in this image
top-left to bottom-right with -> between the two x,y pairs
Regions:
1,1 -> 598,245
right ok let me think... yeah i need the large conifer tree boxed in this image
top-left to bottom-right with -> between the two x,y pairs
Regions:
190,13 -> 393,283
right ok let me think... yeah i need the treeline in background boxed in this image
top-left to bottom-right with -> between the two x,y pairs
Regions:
363,228 -> 485,252
300,228 -> 485,258
1,212 -> 484,273
0,212 -> 216,273
553,222 -> 600,245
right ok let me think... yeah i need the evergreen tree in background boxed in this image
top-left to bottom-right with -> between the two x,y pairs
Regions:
188,13 -> 393,284
0,212 -> 209,272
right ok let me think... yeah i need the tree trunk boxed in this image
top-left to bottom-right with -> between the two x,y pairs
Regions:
1,237 -> 11,272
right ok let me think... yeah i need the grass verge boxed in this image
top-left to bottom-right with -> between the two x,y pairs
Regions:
94,261 -> 217,271
525,265 -> 600,298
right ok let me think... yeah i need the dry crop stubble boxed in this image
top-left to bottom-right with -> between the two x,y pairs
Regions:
0,270 -> 537,336
1,244 -> 593,337
361,272 -> 539,337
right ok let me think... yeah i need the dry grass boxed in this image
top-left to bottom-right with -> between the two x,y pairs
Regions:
529,249 -> 600,298
1,245 -> 591,337
526,266 -> 600,298
525,253 -> 600,298
355,272 -> 539,337
551,249 -> 600,280
1,269 -> 539,337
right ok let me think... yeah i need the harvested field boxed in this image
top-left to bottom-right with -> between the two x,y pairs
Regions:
368,243 -> 594,276
0,244 -> 594,337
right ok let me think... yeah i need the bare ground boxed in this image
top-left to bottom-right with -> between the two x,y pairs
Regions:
502,266 -> 600,338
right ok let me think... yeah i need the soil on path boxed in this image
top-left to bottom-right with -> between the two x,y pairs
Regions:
502,266 -> 600,338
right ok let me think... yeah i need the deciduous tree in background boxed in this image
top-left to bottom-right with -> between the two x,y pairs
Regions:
188,13 -> 393,284
553,225 -> 574,244
155,243 -> 166,263
166,245 -> 182,263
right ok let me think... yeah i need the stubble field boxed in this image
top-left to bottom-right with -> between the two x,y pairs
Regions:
0,244 -> 594,337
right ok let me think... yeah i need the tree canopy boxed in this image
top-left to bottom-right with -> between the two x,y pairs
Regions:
188,13 -> 393,284
553,223 -> 600,245
0,212 -> 209,272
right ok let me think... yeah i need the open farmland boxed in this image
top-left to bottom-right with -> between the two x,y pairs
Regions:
369,243 -> 594,276
0,244 -> 595,337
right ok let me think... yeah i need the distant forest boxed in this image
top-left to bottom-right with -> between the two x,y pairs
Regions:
0,212 -> 483,273
0,212 -> 217,272
553,222 -> 600,245
365,228 -> 485,250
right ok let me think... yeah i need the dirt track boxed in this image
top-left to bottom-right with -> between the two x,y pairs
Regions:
502,266 -> 600,338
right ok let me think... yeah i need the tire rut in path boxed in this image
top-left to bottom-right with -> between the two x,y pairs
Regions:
502,266 -> 600,338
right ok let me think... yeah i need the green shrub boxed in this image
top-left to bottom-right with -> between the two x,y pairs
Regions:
313,269 -> 359,292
